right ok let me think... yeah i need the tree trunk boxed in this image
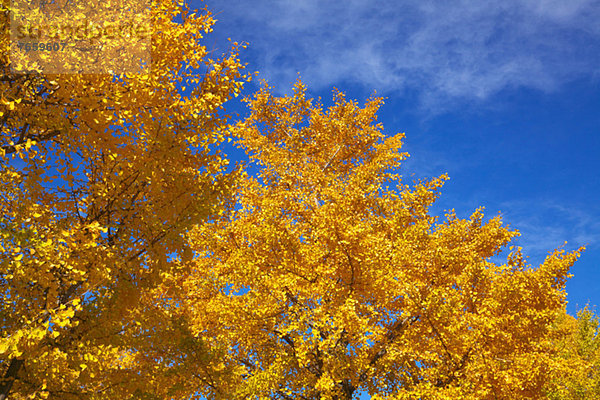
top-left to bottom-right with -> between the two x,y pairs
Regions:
0,358 -> 24,400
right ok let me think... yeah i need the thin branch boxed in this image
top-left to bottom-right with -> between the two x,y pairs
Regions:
321,145 -> 342,173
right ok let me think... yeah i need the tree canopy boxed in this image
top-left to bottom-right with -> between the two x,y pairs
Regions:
546,307 -> 600,399
163,81 -> 582,399
0,1 -> 589,399
1,0 -> 248,398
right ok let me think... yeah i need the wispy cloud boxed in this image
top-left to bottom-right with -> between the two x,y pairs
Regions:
206,0 -> 600,111
497,199 -> 600,264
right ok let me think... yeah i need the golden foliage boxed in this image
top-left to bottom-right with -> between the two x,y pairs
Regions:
1,0 -> 249,398
170,81 -> 583,399
545,307 -> 600,399
0,1 -> 587,398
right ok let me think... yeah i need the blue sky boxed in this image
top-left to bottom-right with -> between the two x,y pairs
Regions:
197,0 -> 600,315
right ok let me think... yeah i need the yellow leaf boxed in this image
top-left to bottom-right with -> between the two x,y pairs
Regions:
0,341 -> 8,355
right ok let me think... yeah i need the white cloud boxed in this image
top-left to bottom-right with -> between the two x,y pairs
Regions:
205,0 -> 600,111
497,199 -> 600,264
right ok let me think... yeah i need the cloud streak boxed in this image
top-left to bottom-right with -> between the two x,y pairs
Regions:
206,0 -> 600,110
498,199 -> 600,264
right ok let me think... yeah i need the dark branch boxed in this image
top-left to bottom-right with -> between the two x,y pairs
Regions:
0,358 -> 24,400
1,129 -> 61,156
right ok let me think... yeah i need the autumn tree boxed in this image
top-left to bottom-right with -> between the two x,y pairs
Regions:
0,0 -> 250,398
545,307 -> 600,399
0,0 -> 587,397
163,81 -> 584,399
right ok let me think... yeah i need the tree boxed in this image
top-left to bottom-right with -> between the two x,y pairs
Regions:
0,0 -> 586,397
166,81 -> 583,399
0,0 -> 250,398
545,307 -> 600,399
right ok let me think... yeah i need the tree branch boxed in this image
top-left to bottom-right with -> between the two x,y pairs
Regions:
0,358 -> 24,400
1,129 -> 61,156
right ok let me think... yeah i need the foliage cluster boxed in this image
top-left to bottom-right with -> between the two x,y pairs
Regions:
0,1 -> 593,399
